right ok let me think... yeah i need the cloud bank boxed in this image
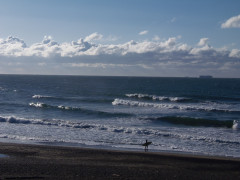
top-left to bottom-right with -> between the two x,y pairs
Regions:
221,14 -> 240,28
0,33 -> 240,77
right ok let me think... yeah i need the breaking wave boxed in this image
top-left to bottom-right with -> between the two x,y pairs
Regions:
125,93 -> 192,102
112,99 -> 240,114
0,116 -> 159,135
0,116 -> 97,129
29,102 -> 132,118
0,116 -> 239,146
29,102 -> 52,108
232,120 -> 240,130
32,95 -> 53,99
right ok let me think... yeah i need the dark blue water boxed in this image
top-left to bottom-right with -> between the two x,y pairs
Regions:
0,75 -> 239,157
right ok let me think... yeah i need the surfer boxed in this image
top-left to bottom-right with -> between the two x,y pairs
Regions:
142,139 -> 152,152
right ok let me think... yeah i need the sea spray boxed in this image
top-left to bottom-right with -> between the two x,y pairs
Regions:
232,120 -> 240,129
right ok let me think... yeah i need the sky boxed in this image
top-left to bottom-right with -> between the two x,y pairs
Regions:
0,0 -> 240,77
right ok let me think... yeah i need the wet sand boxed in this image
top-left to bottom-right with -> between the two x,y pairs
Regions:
0,142 -> 240,179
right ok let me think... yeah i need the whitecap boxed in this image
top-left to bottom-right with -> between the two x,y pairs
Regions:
125,93 -> 188,102
232,120 -> 240,130
32,95 -> 51,99
112,98 -> 239,113
29,102 -> 45,108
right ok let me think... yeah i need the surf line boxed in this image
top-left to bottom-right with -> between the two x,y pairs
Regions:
142,139 -> 152,152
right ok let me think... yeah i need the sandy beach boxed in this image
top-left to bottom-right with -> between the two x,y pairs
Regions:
0,143 -> 239,179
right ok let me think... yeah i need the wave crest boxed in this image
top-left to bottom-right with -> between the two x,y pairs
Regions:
0,116 -> 96,129
126,93 -> 190,102
29,102 -> 51,108
112,98 -> 240,114
32,95 -> 52,99
29,102 -> 132,118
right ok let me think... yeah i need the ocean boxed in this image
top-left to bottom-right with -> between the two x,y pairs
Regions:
0,75 -> 239,157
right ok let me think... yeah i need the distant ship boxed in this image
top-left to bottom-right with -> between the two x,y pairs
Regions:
199,75 -> 213,79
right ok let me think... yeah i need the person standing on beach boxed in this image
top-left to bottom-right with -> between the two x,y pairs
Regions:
143,139 -> 151,152
145,140 -> 148,152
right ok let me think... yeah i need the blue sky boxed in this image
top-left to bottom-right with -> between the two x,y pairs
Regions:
0,0 -> 240,77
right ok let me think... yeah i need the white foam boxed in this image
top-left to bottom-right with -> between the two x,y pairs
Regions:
0,116 -> 93,128
112,98 -> 187,110
58,105 -> 71,110
30,103 -> 71,110
232,120 -> 240,130
112,98 -> 238,113
32,95 -> 52,99
125,93 -> 187,102
0,115 -> 160,137
29,102 -> 45,108
113,98 -> 165,108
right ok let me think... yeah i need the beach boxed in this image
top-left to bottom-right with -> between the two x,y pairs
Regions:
0,142 -> 240,179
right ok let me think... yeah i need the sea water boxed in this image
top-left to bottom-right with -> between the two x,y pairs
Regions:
0,75 -> 239,157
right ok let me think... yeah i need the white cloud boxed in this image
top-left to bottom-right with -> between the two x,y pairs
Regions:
23,36 -> 60,57
161,37 -> 176,47
84,32 -> 103,42
229,49 -> 240,58
221,14 -> 240,28
198,38 -> 209,46
138,30 -> 148,35
190,45 -> 213,56
0,36 -> 26,56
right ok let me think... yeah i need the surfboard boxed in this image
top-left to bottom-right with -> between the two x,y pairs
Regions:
142,142 -> 152,146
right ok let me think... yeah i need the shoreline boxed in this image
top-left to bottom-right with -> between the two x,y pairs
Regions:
0,142 -> 240,179
3,139 -> 240,160
35,141 -> 240,160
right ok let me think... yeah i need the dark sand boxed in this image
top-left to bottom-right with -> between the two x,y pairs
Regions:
0,143 -> 240,179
